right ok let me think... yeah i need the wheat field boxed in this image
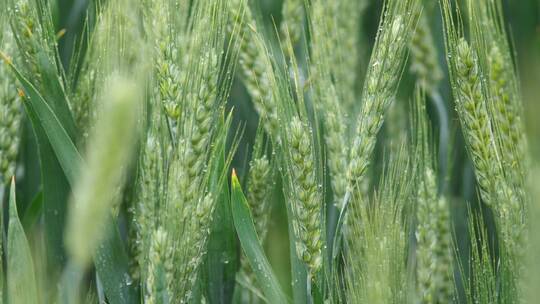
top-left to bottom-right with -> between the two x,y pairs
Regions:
0,0 -> 539,303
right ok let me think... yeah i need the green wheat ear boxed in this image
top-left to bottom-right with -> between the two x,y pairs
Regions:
469,1 -> 529,297
286,116 -> 323,275
308,0 -> 349,209
280,0 -> 305,51
239,131 -> 274,301
145,226 -> 172,304
345,145 -> 414,303
0,0 -> 536,302
413,90 -> 454,304
488,45 -> 525,178
65,76 -> 140,268
229,0 -> 281,138
0,27 -> 23,185
134,0 -> 239,301
409,13 -> 443,92
8,0 -> 53,82
454,37 -> 499,206
442,0 -> 530,300
332,0 -> 369,111
346,0 -> 422,201
246,127 -> 274,244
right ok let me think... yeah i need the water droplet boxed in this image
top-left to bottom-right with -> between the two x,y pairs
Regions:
124,273 -> 133,286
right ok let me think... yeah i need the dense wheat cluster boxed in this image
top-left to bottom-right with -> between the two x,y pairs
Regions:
0,0 -> 539,303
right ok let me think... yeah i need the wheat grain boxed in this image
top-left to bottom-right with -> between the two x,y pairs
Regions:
324,105 -> 348,208
240,152 -> 273,302
71,63 -> 97,141
412,89 -> 454,303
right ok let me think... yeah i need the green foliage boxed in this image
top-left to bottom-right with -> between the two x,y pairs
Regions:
7,179 -> 38,304
0,0 -> 538,303
231,170 -> 288,304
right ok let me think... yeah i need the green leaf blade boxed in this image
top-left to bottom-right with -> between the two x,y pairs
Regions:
2,60 -> 136,304
205,115 -> 239,303
8,64 -> 83,183
7,179 -> 38,304
24,91 -> 71,270
230,171 -> 288,304
94,220 -> 138,304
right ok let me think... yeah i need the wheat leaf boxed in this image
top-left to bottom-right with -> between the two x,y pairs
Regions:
2,60 -> 137,304
206,116 -> 239,303
231,170 -> 288,304
2,60 -> 83,182
7,179 -> 38,304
